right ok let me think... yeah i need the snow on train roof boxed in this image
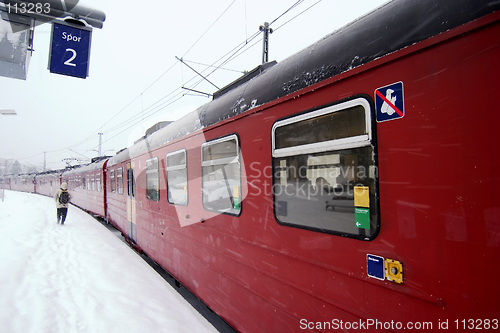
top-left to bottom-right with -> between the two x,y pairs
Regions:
112,0 -> 500,161
63,157 -> 108,175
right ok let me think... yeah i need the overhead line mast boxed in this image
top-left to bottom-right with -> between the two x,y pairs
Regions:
259,22 -> 273,64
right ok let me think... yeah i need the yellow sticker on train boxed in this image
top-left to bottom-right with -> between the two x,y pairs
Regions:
354,186 -> 369,208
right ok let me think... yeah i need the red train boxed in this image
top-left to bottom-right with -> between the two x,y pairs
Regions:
64,157 -> 108,217
2,0 -> 500,331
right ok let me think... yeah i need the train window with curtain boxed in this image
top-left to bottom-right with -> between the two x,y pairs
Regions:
271,98 -> 378,240
146,157 -> 160,202
117,167 -> 123,194
201,134 -> 241,216
167,149 -> 188,206
110,169 -> 115,193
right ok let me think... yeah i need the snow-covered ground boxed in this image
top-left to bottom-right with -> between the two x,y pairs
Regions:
0,190 -> 219,333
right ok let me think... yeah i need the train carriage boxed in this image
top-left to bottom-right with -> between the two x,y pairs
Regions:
34,170 -> 63,198
105,148 -> 131,239
112,0 -> 500,331
21,174 -> 36,193
4,174 -> 36,193
63,158 -> 108,217
2,0 -> 499,331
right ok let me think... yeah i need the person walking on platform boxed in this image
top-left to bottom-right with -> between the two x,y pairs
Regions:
54,182 -> 71,225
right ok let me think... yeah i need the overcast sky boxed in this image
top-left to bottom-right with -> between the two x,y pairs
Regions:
0,0 -> 387,171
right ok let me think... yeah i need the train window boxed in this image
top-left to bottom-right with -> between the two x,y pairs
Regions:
91,174 -> 95,191
87,176 -> 90,190
117,167 -> 123,194
167,149 -> 188,206
127,167 -> 135,198
110,170 -> 116,193
201,134 -> 241,215
96,173 -> 101,192
271,98 -> 378,240
146,157 -> 159,201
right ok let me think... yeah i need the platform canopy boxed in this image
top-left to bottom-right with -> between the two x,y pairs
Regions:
0,0 -> 105,80
0,0 -> 106,29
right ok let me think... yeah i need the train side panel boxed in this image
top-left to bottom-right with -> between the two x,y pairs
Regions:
2,3 -> 497,332
35,172 -> 62,197
7,174 -> 36,193
105,159 -> 130,238
64,160 -> 107,217
124,14 -> 500,332
372,19 -> 500,318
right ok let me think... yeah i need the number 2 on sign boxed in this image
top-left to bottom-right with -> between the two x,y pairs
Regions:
64,49 -> 77,67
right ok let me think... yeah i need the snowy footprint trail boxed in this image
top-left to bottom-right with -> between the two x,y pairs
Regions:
0,190 -> 218,333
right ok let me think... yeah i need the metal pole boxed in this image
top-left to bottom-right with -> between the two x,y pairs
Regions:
98,132 -> 103,157
260,22 -> 272,64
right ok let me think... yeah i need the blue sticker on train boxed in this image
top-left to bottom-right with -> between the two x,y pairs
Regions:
375,82 -> 404,122
367,254 -> 385,280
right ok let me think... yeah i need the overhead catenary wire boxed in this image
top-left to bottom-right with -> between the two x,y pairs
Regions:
41,0 -> 326,163
272,0 -> 322,32
95,0 -> 321,151
269,0 -> 305,25
99,75 -> 210,139
124,0 -> 314,121
69,1 -> 240,155
101,95 -> 186,145
191,1 -> 316,82
182,0 -> 237,59
182,59 -> 244,74
101,0 -> 238,130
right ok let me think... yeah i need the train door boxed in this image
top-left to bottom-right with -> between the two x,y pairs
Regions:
126,162 -> 137,243
102,161 -> 108,220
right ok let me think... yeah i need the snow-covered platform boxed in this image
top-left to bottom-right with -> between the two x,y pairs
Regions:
0,190 -> 219,333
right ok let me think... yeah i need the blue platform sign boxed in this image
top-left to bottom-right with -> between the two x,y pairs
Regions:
375,81 -> 404,122
367,254 -> 385,281
49,22 -> 92,79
